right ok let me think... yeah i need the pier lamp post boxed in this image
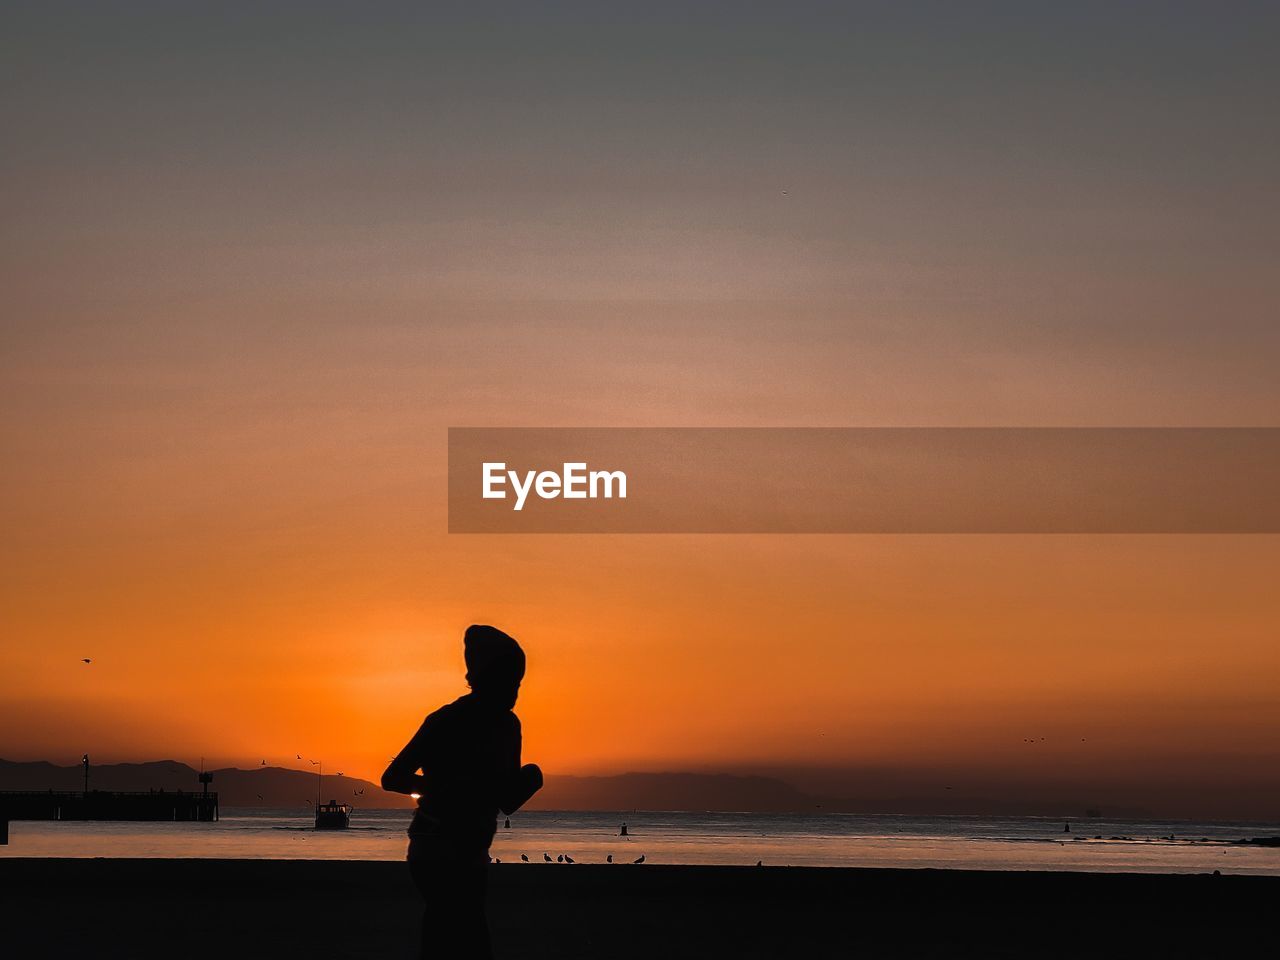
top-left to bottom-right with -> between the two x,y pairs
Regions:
82,754 -> 89,797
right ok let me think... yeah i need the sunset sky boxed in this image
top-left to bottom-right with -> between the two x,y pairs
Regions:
3,3 -> 1278,814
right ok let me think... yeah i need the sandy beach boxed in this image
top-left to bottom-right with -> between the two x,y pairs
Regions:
2,858 -> 1274,959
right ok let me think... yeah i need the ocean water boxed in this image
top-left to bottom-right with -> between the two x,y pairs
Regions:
3,809 -> 1278,875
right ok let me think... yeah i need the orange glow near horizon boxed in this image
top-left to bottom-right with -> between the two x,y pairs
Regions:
5,510 -> 1279,790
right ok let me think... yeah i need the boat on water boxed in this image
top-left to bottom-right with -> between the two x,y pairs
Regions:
314,799 -> 351,830
306,759 -> 351,829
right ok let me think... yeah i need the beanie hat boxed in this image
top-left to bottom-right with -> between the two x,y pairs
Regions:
463,624 -> 525,686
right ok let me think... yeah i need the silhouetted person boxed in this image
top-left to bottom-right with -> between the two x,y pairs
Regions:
383,624 -> 543,959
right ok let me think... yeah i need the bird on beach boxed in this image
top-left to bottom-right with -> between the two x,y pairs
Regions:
756,860 -> 763,867
564,854 -> 575,864
556,855 -> 564,862
261,760 -> 267,766
354,788 -> 364,796
606,855 -> 613,863
544,853 -> 553,862
633,855 -> 645,864
521,854 -> 530,862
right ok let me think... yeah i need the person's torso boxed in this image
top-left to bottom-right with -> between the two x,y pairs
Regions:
408,696 -> 517,855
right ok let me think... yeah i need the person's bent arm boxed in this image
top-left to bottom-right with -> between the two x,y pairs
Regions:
497,718 -> 542,814
381,716 -> 435,796
499,763 -> 543,815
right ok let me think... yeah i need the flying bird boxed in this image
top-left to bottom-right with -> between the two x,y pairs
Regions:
81,659 -> 92,664
633,855 -> 645,864
296,754 -> 302,760
256,794 -> 263,800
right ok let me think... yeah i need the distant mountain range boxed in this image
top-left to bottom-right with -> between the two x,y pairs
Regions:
532,773 -> 1153,818
0,758 -> 1152,817
0,759 -> 409,809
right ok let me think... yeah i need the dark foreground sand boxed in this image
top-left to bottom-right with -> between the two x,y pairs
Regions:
1,858 -> 1273,959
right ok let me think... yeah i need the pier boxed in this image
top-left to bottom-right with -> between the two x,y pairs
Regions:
0,790 -> 218,845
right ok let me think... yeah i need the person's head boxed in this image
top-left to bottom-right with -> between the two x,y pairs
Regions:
463,624 -> 525,708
